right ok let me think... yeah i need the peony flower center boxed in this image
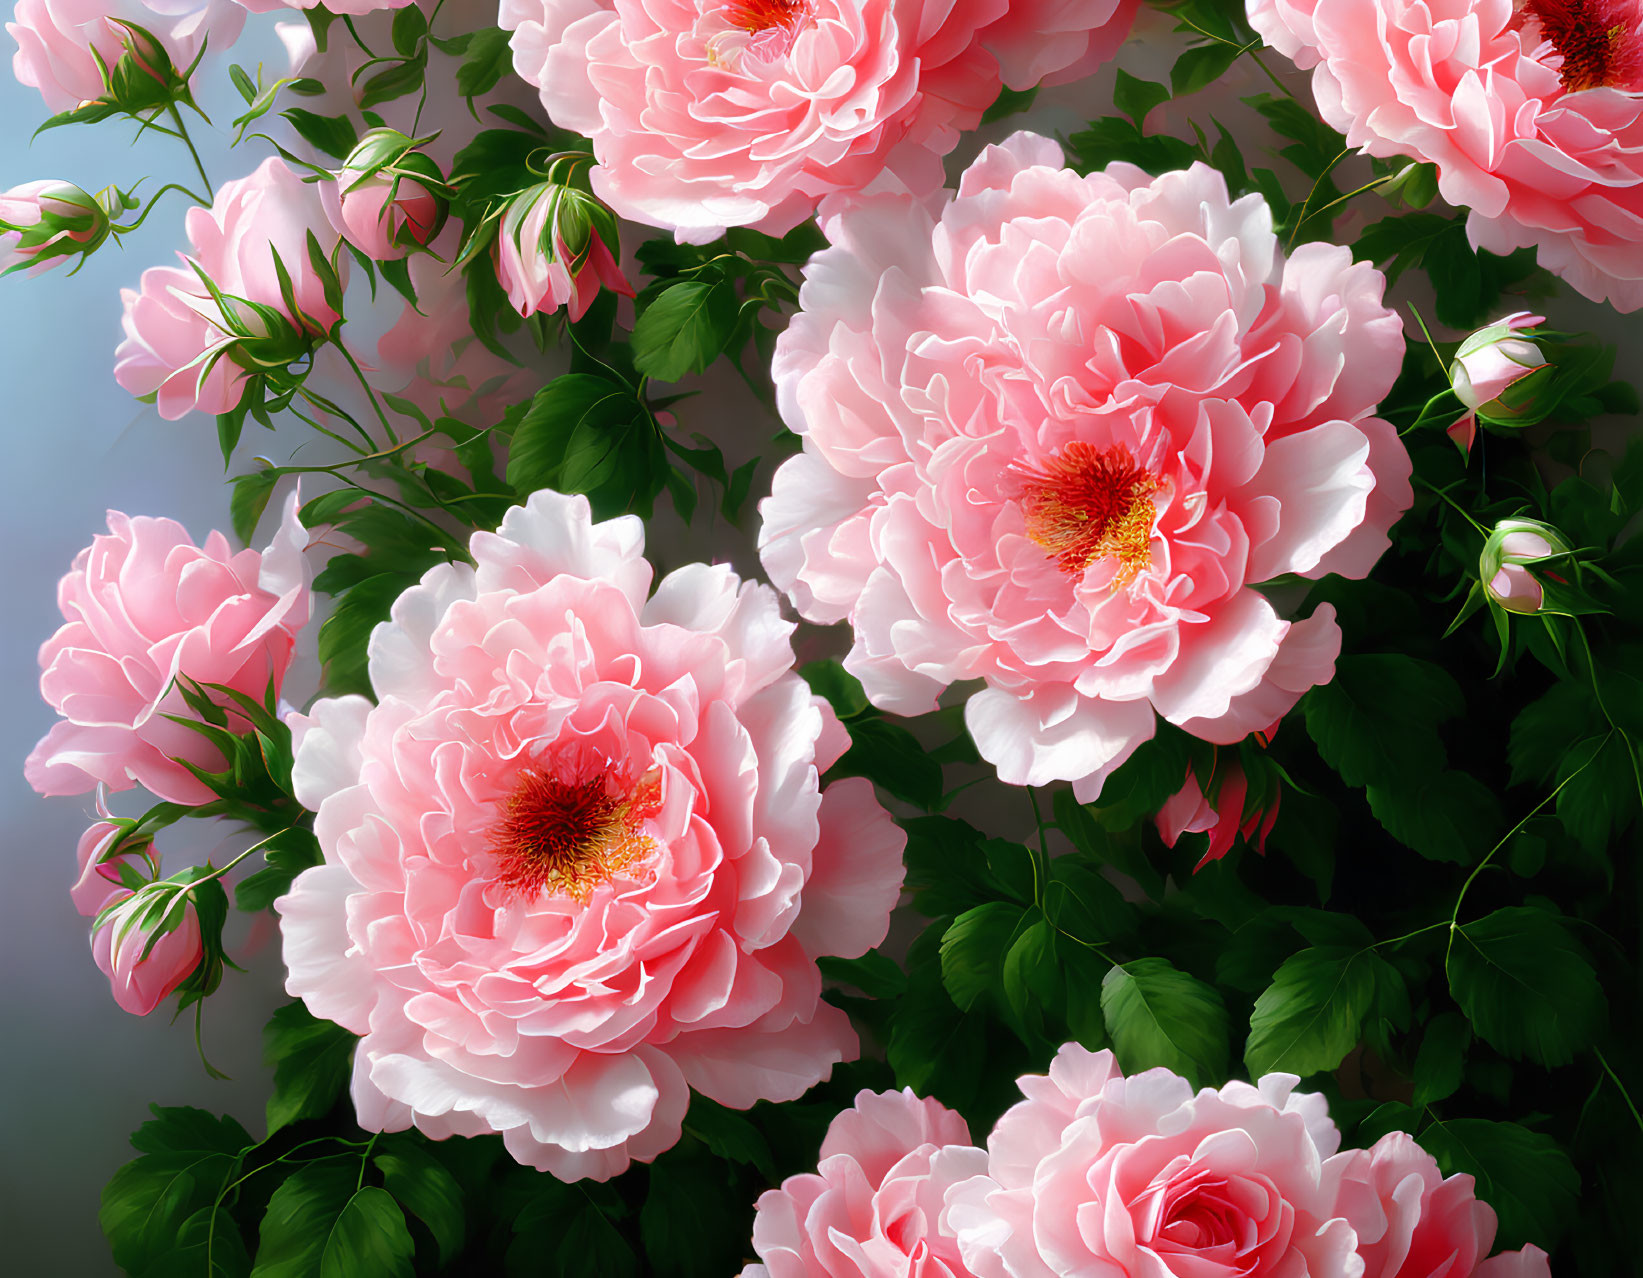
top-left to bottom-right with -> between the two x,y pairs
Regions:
713,0 -> 814,59
489,765 -> 659,903
1520,0 -> 1643,91
1015,442 -> 1160,582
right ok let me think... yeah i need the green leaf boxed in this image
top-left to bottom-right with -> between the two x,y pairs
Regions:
640,1156 -> 747,1278
1510,683 -> 1601,789
1556,732 -> 1638,857
264,1001 -> 357,1134
1043,855 -> 1136,944
372,1139 -> 464,1267
829,716 -> 943,809
235,828 -> 324,913
1418,1119 -> 1579,1252
357,56 -> 426,112
683,1097 -> 776,1182
1303,654 -> 1462,788
317,573 -> 406,697
1411,1012 -> 1470,1106
1171,42 -> 1242,97
981,83 -> 1038,124
1100,958 -> 1229,1086
817,950 -> 907,1001
1065,117 -> 1199,175
1365,771 -> 1502,863
1244,946 -> 1383,1078
888,931 -> 988,1105
1002,917 -> 1061,1026
134,1204 -> 251,1278
1088,729 -> 1195,832
102,1107 -> 252,1274
1112,70 -> 1169,124
631,279 -> 740,383
317,1187 -> 414,1278
281,109 -> 358,161
507,373 -> 640,494
1447,906 -> 1604,1066
941,902 -> 1028,1011
389,4 -> 427,56
1054,788 -> 1165,898
251,1164 -> 357,1278
231,470 -> 279,547
799,659 -> 869,719
902,816 -> 1007,918
456,27 -> 514,99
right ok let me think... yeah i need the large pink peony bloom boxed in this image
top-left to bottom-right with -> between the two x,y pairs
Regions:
943,1044 -> 1361,1278
8,0 -> 243,113
115,158 -> 342,420
276,490 -> 905,1179
25,493 -> 310,806
743,1088 -> 984,1278
497,0 -> 1135,242
1247,0 -> 1643,310
758,133 -> 1411,800
1329,1132 -> 1551,1278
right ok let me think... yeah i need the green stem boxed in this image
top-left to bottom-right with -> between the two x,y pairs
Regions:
1595,1047 -> 1643,1136
334,340 -> 400,447
1414,475 -> 1490,536
166,104 -> 214,203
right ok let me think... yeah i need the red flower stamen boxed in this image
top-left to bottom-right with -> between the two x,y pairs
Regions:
490,766 -> 659,903
1520,0 -> 1643,91
725,0 -> 812,35
1015,442 -> 1161,582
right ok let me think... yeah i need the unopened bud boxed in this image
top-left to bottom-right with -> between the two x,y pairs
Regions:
0,180 -> 111,277
326,129 -> 450,261
91,877 -> 207,1016
1450,312 -> 1547,424
1480,517 -> 1571,615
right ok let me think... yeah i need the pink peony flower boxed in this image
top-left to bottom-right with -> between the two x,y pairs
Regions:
275,490 -> 905,1179
115,157 -> 343,420
977,0 -> 1140,91
1328,1132 -> 1551,1278
1247,0 -> 1643,310
91,879 -> 206,1016
743,1088 -> 984,1278
25,492 -> 310,806
8,0 -> 243,113
497,0 -> 1134,242
493,181 -> 633,321
943,1043 -> 1361,1278
0,179 -> 111,276
758,134 -> 1411,800
1156,755 -> 1279,869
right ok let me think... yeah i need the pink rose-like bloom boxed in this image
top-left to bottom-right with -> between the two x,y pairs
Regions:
498,0 -> 1134,242
743,1088 -> 984,1278
1247,0 -> 1643,311
8,0 -> 244,113
0,180 -> 110,276
26,493 -> 310,806
1156,756 -> 1279,869
115,157 -> 342,420
759,134 -> 1411,800
276,490 -> 905,1179
1329,1132 -> 1551,1278
494,183 -> 633,321
943,1044 -> 1361,1278
91,881 -> 205,1016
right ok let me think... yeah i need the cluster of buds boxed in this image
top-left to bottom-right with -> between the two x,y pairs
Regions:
1155,730 -> 1282,871
323,129 -> 452,262
1445,312 -> 1548,455
491,164 -> 633,321
0,181 -> 116,276
73,812 -> 222,1017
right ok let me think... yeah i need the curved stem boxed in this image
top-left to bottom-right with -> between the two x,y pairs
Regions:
112,182 -> 210,233
334,340 -> 400,447
166,104 -> 214,203
1595,1047 -> 1643,1137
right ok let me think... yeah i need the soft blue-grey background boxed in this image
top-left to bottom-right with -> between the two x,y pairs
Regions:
1,12 -> 1636,1276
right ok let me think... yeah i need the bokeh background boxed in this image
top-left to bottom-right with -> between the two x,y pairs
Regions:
2,10 -> 1636,1275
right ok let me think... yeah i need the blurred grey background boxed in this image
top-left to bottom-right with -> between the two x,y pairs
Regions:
1,8 -> 1635,1276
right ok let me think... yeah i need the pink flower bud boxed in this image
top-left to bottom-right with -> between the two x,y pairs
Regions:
0,180 -> 111,276
322,130 -> 449,262
494,182 -> 633,321
1450,312 -> 1546,421
1155,756 -> 1279,871
91,881 -> 205,1016
70,808 -> 157,918
1479,518 -> 1570,615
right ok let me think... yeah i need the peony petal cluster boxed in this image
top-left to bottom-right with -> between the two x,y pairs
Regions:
115,157 -> 342,420
743,1087 -> 984,1278
8,0 -> 243,113
275,490 -> 905,1179
1247,0 -> 1643,311
498,0 -> 1136,242
26,493 -> 310,806
758,133 -> 1412,800
939,1044 -> 1551,1278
